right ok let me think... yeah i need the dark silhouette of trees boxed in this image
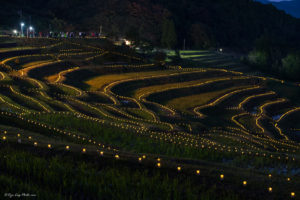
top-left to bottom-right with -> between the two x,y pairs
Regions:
161,18 -> 177,49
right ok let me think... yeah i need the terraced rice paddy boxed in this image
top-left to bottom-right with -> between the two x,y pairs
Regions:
0,37 -> 299,199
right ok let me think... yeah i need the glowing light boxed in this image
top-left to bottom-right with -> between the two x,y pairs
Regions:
220,174 -> 224,180
48,144 -> 51,148
177,166 -> 181,171
243,181 -> 247,186
82,148 -> 86,153
115,155 -> 120,159
157,163 -> 161,168
196,170 -> 200,175
34,142 -> 37,146
291,192 -> 295,198
66,146 -> 70,150
268,187 -> 272,193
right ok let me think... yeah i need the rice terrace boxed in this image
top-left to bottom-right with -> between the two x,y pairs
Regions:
0,35 -> 299,199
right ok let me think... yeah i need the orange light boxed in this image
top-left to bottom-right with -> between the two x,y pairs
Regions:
142,155 -> 146,159
82,148 -> 86,153
2,136 -> 6,140
34,142 -> 37,146
115,155 -> 119,159
48,144 -> 51,148
268,187 -> 272,193
100,151 -> 104,156
66,146 -> 70,150
243,181 -> 247,186
157,163 -> 161,168
220,174 -> 224,180
268,174 -> 272,178
177,166 -> 181,171
138,157 -> 142,162
291,192 -> 295,198
196,170 -> 200,175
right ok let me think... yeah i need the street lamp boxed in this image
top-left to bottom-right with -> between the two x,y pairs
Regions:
20,22 -> 25,37
13,30 -> 18,36
27,26 -> 34,38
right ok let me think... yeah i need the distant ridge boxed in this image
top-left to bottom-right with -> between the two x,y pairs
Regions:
257,0 -> 300,18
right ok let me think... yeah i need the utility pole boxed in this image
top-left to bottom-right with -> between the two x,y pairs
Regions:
99,25 -> 102,37
28,16 -> 31,38
18,10 -> 23,37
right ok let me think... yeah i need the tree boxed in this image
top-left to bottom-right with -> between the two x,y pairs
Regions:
50,17 -> 67,32
190,23 -> 212,49
282,53 -> 300,81
161,18 -> 177,49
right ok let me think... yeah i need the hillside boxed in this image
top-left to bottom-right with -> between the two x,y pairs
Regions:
1,0 -> 300,50
0,36 -> 299,199
258,0 -> 300,18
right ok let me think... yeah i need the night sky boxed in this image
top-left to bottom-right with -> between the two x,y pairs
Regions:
257,0 -> 300,18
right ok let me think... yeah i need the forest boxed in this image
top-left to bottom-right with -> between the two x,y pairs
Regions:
1,0 -> 300,50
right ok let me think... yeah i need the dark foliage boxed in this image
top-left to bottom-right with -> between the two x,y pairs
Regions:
1,0 -> 300,50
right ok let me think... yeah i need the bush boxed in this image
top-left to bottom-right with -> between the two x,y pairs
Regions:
248,50 -> 269,70
282,53 -> 300,81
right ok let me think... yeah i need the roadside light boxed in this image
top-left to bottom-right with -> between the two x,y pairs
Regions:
220,174 -> 224,180
268,174 -> 272,178
268,187 -> 272,193
291,192 -> 295,198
